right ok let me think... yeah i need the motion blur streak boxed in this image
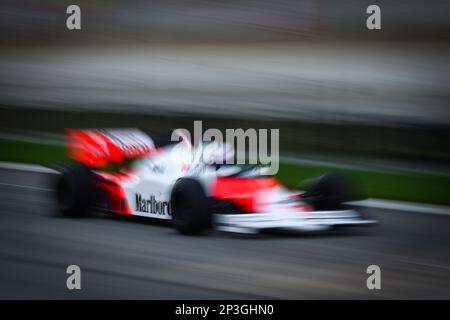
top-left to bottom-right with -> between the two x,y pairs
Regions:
1,43 -> 448,126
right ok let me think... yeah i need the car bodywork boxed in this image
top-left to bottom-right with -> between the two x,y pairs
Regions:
64,128 -> 376,234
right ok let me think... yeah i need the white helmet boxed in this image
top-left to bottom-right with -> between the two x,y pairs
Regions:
202,140 -> 234,165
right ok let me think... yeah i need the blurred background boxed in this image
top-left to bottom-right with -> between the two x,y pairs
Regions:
1,0 -> 450,203
0,0 -> 450,299
1,0 -> 450,157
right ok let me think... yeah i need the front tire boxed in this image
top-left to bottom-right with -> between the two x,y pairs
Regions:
170,178 -> 210,235
57,164 -> 95,217
302,173 -> 352,211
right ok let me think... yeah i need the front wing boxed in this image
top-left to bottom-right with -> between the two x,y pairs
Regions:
214,210 -> 377,234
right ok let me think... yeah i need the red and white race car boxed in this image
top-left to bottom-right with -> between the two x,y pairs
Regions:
56,128 -> 376,235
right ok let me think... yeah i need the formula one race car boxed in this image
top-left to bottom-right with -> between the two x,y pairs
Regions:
56,128 -> 376,235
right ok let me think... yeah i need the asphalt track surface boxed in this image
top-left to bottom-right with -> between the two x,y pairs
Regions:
0,168 -> 449,299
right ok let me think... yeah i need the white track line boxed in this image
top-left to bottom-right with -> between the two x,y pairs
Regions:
349,198 -> 450,216
0,161 -> 59,174
0,182 -> 53,191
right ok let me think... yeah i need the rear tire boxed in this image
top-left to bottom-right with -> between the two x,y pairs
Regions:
57,164 -> 95,217
170,178 -> 210,235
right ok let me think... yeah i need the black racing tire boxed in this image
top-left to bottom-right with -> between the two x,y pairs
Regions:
170,178 -> 210,235
57,163 -> 95,217
303,173 -> 351,211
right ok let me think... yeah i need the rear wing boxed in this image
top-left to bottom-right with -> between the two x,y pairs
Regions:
66,128 -> 155,167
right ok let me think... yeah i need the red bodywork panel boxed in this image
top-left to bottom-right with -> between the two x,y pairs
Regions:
210,177 -> 279,212
66,129 -> 155,167
94,173 -> 305,216
95,171 -> 132,215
